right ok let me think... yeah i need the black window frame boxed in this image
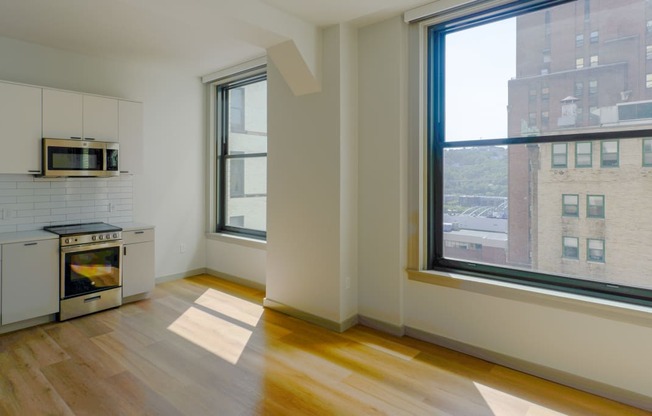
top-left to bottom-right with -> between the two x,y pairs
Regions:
216,71 -> 267,240
426,0 -> 652,307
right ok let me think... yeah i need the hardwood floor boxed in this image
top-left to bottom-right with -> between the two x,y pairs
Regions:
0,274 -> 648,415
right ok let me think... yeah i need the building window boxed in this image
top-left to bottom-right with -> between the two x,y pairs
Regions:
576,58 -> 584,69
587,239 -> 605,262
590,55 -> 598,67
541,86 -> 549,100
600,140 -> 618,167
542,50 -> 551,63
647,45 -> 652,60
541,111 -> 549,127
647,73 -> 652,88
214,69 -> 267,239
589,79 -> 598,94
529,87 -> 537,101
590,31 -> 599,43
563,237 -> 579,259
562,194 -> 579,217
647,20 -> 652,34
552,143 -> 567,168
576,34 -> 584,47
427,0 -> 652,307
587,195 -> 605,218
575,141 -> 592,167
643,139 -> 652,166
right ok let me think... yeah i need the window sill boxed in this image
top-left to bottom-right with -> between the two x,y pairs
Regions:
206,232 -> 267,250
407,268 -> 652,327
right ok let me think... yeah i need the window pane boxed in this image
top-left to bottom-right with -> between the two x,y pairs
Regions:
228,81 -> 267,155
225,156 -> 267,232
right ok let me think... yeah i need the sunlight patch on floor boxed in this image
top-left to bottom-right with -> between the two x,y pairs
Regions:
167,289 -> 263,364
473,382 -> 567,416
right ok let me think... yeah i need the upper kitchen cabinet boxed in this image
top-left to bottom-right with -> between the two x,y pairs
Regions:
118,100 -> 144,174
83,95 -> 118,142
43,89 -> 118,142
42,89 -> 83,139
0,82 -> 42,174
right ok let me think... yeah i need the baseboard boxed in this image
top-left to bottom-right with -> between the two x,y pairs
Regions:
405,326 -> 652,412
156,268 -> 208,284
358,315 -> 405,337
205,268 -> 266,292
263,297 -> 358,333
122,292 -> 151,304
0,314 -> 55,334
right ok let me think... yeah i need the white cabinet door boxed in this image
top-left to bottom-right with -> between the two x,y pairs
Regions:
43,89 -> 83,140
118,100 -> 144,174
1,239 -> 59,326
0,82 -> 43,174
84,95 -> 118,142
122,239 -> 155,298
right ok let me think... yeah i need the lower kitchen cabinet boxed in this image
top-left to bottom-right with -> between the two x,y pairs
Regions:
122,229 -> 155,299
1,239 -> 59,325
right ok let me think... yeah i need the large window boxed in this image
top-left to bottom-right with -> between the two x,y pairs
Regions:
428,0 -> 652,306
215,70 -> 267,239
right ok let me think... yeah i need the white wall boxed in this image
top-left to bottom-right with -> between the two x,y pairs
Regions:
205,238 -> 266,286
0,36 -> 206,279
266,25 -> 358,324
358,14 -> 652,404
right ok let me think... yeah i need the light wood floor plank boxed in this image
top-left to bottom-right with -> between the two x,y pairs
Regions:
0,273 -> 648,415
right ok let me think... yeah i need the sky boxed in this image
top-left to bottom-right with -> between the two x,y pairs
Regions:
445,17 -> 516,142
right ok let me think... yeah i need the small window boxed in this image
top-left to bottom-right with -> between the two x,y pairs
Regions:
576,58 -> 584,69
587,195 -> 605,218
541,111 -> 549,127
590,55 -> 598,67
562,194 -> 579,217
552,143 -> 568,168
528,112 -> 537,127
589,79 -> 598,94
541,86 -> 549,100
601,140 -> 619,167
543,50 -> 551,63
590,31 -> 599,43
647,45 -> 652,60
647,73 -> 652,88
529,88 -> 537,101
563,237 -> 579,259
587,239 -> 605,262
576,141 -> 592,167
574,81 -> 584,97
643,139 -> 652,166
576,34 -> 584,47
647,20 -> 652,34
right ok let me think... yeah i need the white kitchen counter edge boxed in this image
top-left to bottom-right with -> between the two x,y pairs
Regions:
0,230 -> 58,245
113,222 -> 155,232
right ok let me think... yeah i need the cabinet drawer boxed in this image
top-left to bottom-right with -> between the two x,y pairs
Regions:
123,229 -> 154,244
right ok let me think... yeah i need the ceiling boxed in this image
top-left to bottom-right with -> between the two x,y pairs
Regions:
0,0 -> 432,77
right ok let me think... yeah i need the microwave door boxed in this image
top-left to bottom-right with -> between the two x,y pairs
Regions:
43,138 -> 107,177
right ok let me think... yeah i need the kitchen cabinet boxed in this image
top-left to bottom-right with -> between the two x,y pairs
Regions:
118,100 -> 144,174
0,82 -> 42,174
1,239 -> 59,325
43,89 -> 118,142
122,228 -> 155,299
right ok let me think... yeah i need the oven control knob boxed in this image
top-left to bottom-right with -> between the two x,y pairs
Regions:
106,234 -> 111,239
92,235 -> 97,241
99,235 -> 104,240
64,238 -> 70,244
113,233 -> 118,238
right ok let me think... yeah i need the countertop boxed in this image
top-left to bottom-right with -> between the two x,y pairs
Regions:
0,223 -> 154,246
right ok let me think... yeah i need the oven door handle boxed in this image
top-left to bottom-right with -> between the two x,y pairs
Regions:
61,241 -> 123,253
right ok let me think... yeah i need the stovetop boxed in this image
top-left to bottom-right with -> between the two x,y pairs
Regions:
44,222 -> 123,237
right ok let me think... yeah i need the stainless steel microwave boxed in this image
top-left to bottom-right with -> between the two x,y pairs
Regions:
42,138 -> 119,178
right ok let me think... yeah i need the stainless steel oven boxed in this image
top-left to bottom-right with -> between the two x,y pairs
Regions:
45,223 -> 123,321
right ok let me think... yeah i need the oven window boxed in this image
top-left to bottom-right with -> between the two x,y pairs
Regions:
49,146 -> 104,171
64,246 -> 120,297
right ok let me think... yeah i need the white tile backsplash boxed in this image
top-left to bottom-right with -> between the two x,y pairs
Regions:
0,175 -> 133,232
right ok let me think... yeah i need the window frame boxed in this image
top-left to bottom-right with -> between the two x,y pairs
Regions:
600,140 -> 619,168
426,0 -> 652,308
643,138 -> 652,166
586,194 -> 605,218
562,236 -> 579,260
551,143 -> 568,168
575,141 -> 592,167
562,194 -> 579,217
587,239 -> 605,263
211,66 -> 268,240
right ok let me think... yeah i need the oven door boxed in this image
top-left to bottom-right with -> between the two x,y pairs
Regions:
61,241 -> 122,299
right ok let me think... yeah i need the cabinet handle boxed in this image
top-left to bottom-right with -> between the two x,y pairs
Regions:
135,231 -> 145,235
124,247 -> 127,256
84,137 -> 96,141
70,136 -> 82,140
24,242 -> 37,246
28,170 -> 41,173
